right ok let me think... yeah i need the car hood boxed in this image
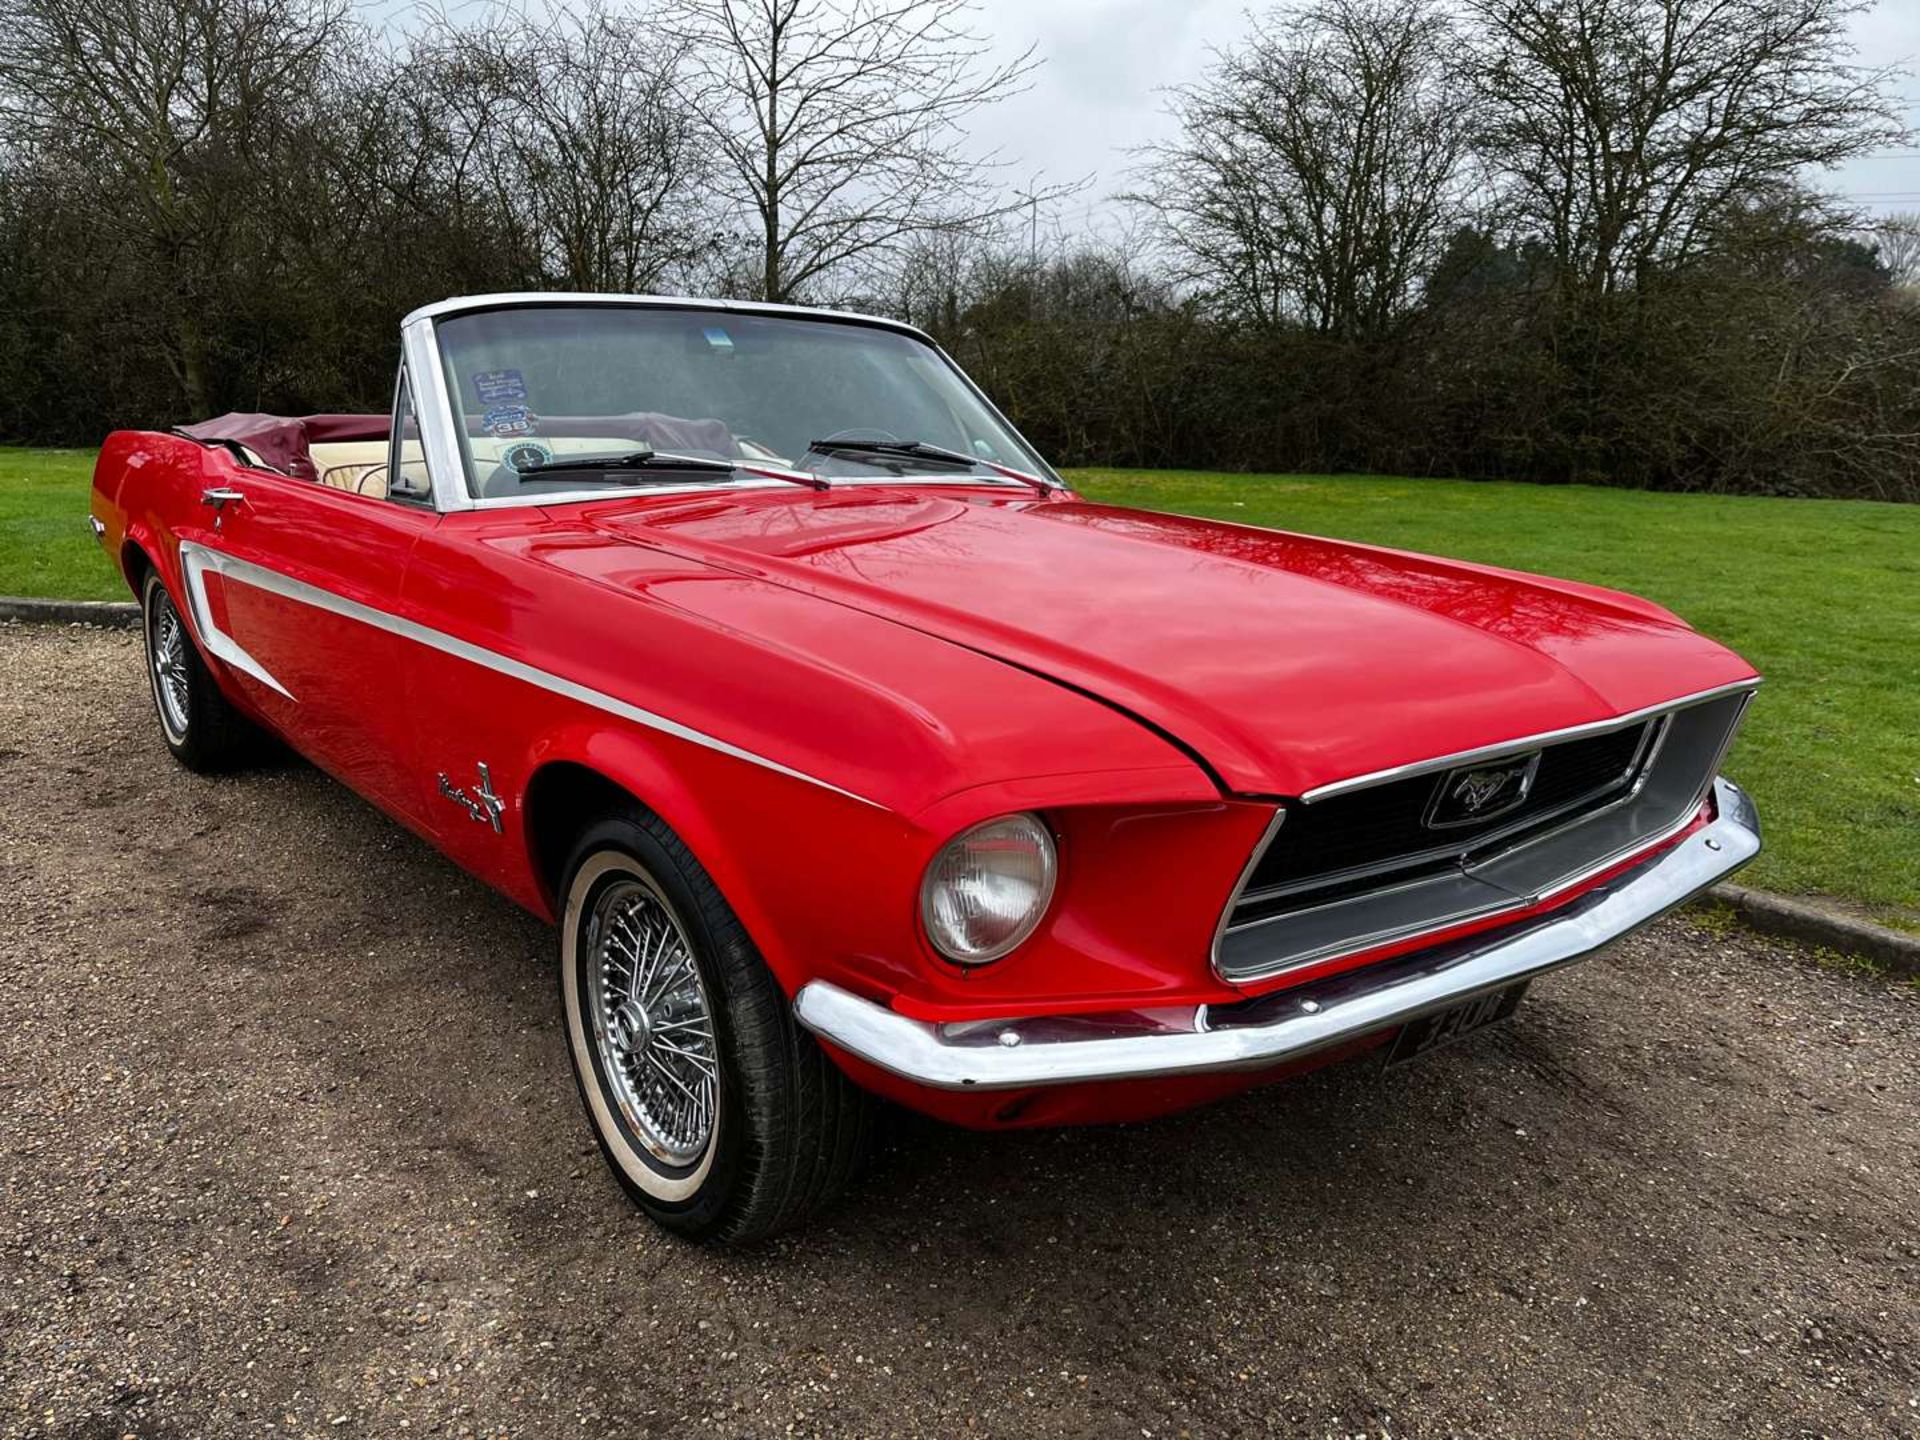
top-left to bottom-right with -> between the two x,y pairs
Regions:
586,489 -> 1758,797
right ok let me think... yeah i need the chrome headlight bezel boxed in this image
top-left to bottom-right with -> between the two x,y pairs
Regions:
918,812 -> 1059,964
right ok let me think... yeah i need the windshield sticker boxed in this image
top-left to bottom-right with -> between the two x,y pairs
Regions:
702,327 -> 735,353
502,440 -> 552,473
483,403 -> 536,438
473,368 -> 529,405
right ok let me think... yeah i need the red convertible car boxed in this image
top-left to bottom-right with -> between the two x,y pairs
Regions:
91,294 -> 1761,1241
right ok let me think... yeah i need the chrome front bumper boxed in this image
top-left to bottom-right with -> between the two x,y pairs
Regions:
795,777 -> 1760,1091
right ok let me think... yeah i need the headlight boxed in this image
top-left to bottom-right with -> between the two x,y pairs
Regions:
919,812 -> 1058,963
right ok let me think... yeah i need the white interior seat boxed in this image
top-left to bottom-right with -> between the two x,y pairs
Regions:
310,440 -> 392,499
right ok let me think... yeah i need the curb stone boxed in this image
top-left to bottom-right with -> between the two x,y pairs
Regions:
1706,883 -> 1920,978
2,595 -> 1913,976
0,595 -> 138,628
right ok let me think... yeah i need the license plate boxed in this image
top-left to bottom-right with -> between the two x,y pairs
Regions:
1385,982 -> 1529,1067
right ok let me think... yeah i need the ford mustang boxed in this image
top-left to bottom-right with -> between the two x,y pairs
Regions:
89,293 -> 1761,1241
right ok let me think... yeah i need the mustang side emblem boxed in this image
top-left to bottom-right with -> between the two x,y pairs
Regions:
438,762 -> 505,834
1425,752 -> 1541,829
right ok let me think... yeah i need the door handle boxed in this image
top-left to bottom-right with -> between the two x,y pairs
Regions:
201,488 -> 246,509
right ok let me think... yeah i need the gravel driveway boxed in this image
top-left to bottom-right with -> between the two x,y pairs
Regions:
2,623 -> 1915,1439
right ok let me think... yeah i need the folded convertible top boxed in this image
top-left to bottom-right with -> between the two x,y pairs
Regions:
176,413 -> 388,481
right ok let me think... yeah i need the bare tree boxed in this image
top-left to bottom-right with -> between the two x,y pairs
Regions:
0,0 -> 348,414
883,225 -> 987,333
876,179 -> 1089,327
411,4 -> 716,294
1875,211 -> 1920,292
1132,0 -> 1473,337
1466,0 -> 1906,296
665,0 -> 1055,303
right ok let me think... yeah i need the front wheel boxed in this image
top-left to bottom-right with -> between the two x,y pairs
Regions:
559,809 -> 872,1242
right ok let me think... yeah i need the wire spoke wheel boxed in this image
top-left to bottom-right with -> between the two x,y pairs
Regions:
584,876 -> 719,1166
149,588 -> 192,738
560,815 -> 872,1240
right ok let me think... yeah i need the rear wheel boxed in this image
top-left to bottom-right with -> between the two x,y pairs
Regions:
559,808 -> 872,1242
141,568 -> 255,771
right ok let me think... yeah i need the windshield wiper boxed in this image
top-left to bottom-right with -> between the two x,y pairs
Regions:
808,438 -> 974,468
514,446 -> 829,491
514,447 -> 735,480
805,438 -> 1057,494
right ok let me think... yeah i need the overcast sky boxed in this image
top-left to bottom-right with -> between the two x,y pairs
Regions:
376,0 -> 1920,232
951,0 -> 1920,234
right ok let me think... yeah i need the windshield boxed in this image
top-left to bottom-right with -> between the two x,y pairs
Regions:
431,303 -> 1050,499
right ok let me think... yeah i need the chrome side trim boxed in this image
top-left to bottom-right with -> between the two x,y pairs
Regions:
795,778 -> 1760,1090
1299,678 -> 1762,803
177,542 -> 295,699
183,541 -> 884,809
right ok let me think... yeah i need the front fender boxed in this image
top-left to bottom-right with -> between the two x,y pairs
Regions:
520,722 -> 925,1001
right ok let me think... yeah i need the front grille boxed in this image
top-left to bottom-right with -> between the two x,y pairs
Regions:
1214,688 -> 1754,983
1234,720 -> 1655,925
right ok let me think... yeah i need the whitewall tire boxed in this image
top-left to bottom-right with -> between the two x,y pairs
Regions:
557,807 -> 873,1242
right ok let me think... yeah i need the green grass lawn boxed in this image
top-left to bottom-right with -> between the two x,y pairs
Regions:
0,447 -> 120,602
4,445 -> 1913,922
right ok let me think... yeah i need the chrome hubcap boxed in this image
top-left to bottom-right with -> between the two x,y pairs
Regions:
585,877 -> 718,1165
150,593 -> 190,736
